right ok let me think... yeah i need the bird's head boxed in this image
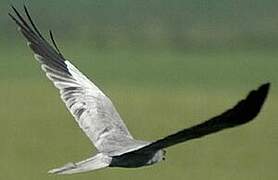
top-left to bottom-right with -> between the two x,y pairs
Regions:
151,149 -> 167,164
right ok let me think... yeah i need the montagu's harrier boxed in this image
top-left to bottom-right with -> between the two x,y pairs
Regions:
9,5 -> 270,175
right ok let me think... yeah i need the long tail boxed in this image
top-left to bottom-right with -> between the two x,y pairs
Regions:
48,153 -> 111,175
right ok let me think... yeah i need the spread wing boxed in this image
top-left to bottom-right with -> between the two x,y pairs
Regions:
118,83 -> 270,156
9,6 -> 133,153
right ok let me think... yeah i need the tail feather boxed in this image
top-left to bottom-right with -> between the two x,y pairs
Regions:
48,153 -> 111,175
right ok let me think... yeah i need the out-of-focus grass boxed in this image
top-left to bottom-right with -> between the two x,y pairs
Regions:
0,47 -> 277,180
1,44 -> 277,87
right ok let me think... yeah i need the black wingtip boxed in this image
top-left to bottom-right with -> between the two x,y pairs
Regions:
11,4 -> 19,17
49,30 -> 62,55
8,4 -> 17,20
8,11 -> 24,31
256,82 -> 270,102
237,82 -> 270,124
8,12 -> 14,19
23,4 -> 45,40
23,4 -> 29,16
259,82 -> 270,92
8,12 -> 16,24
10,4 -> 17,11
11,5 -> 22,19
10,4 -> 15,10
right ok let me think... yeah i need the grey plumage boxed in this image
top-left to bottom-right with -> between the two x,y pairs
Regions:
10,5 -> 270,175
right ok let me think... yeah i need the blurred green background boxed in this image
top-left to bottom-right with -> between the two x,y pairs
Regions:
0,0 -> 277,180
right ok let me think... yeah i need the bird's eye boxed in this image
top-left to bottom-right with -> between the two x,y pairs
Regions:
162,157 -> 166,161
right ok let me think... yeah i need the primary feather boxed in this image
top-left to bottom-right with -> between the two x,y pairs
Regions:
9,5 -> 134,155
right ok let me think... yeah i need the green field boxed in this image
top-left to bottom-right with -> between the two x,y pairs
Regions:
1,0 -> 278,179
0,46 -> 277,180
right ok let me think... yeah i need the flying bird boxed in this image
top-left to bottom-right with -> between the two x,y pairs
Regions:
9,6 -> 270,175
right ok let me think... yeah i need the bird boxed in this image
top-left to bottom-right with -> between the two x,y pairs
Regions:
9,5 -> 270,175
